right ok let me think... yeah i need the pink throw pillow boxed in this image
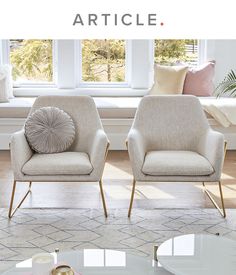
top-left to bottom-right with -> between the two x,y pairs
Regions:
183,62 -> 215,96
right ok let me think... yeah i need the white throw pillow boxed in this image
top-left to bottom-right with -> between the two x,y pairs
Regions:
0,76 -> 9,102
0,65 -> 14,102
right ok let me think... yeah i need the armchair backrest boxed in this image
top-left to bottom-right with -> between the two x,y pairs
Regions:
133,95 -> 209,151
29,96 -> 103,152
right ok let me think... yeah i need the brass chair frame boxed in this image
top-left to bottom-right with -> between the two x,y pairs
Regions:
127,142 -> 227,218
9,143 -> 110,218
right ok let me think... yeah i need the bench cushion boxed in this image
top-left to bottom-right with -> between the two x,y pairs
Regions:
0,98 -> 34,118
0,96 -> 217,120
95,97 -> 140,118
0,97 -> 140,119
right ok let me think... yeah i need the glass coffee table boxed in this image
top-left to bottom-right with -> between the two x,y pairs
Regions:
156,234 -> 236,275
2,249 -> 172,275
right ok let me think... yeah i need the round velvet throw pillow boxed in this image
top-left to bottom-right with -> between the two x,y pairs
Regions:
25,107 -> 75,153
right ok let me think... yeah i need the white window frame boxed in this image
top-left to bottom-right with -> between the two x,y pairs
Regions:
11,39 -> 152,97
77,39 -> 131,88
4,39 -> 57,88
0,39 -> 207,97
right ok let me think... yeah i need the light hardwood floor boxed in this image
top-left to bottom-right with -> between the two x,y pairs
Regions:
0,150 -> 236,209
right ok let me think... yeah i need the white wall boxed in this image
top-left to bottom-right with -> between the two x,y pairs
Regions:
0,41 -> 2,64
205,40 -> 236,86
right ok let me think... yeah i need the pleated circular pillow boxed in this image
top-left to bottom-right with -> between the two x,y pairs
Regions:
25,107 -> 75,153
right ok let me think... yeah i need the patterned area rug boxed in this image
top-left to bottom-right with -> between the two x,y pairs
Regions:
0,208 -> 236,273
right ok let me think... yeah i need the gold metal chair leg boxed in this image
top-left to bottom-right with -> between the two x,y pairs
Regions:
8,181 -> 32,219
97,141 -> 110,218
153,245 -> 159,261
202,181 -> 226,218
128,179 -> 136,218
99,179 -> 108,218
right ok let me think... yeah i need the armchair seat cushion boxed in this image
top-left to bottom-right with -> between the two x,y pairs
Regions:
22,152 -> 93,176
142,150 -> 214,176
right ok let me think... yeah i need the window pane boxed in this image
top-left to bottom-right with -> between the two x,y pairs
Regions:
154,40 -> 198,66
10,39 -> 53,83
82,39 -> 126,82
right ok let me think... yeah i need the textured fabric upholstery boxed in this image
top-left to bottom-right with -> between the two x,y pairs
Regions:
28,96 -> 103,153
197,129 -> 224,181
127,95 -> 225,182
10,130 -> 33,180
142,151 -> 214,176
149,65 -> 188,95
22,152 -> 93,175
183,62 -> 215,96
11,96 -> 109,182
25,107 -> 75,153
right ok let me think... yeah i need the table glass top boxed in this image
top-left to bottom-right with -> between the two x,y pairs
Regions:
157,234 -> 236,275
2,249 -> 172,275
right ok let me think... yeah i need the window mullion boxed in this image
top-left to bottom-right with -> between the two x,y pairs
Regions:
76,39 -> 82,87
125,39 -> 132,86
57,40 -> 76,89
130,39 -> 153,89
52,40 -> 58,86
2,40 -> 10,64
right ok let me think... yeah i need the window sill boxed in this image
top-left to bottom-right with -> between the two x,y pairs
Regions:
13,87 -> 149,97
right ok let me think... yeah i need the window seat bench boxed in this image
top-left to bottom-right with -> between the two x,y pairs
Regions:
0,97 -> 140,119
0,96 -> 236,150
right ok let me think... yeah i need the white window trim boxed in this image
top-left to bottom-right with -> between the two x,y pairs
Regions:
12,39 -> 153,96
198,39 -> 208,65
13,87 -> 149,97
1,39 -> 207,97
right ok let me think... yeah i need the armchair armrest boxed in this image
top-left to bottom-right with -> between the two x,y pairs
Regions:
198,129 -> 225,179
10,130 -> 33,179
127,128 -> 147,177
89,129 -> 109,168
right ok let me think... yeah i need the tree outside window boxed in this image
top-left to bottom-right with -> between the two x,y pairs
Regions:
82,39 -> 126,82
155,40 -> 198,66
10,39 -> 53,83
8,39 -> 198,86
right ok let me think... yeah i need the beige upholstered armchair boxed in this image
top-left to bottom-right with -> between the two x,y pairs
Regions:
9,96 -> 109,218
127,95 -> 226,217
